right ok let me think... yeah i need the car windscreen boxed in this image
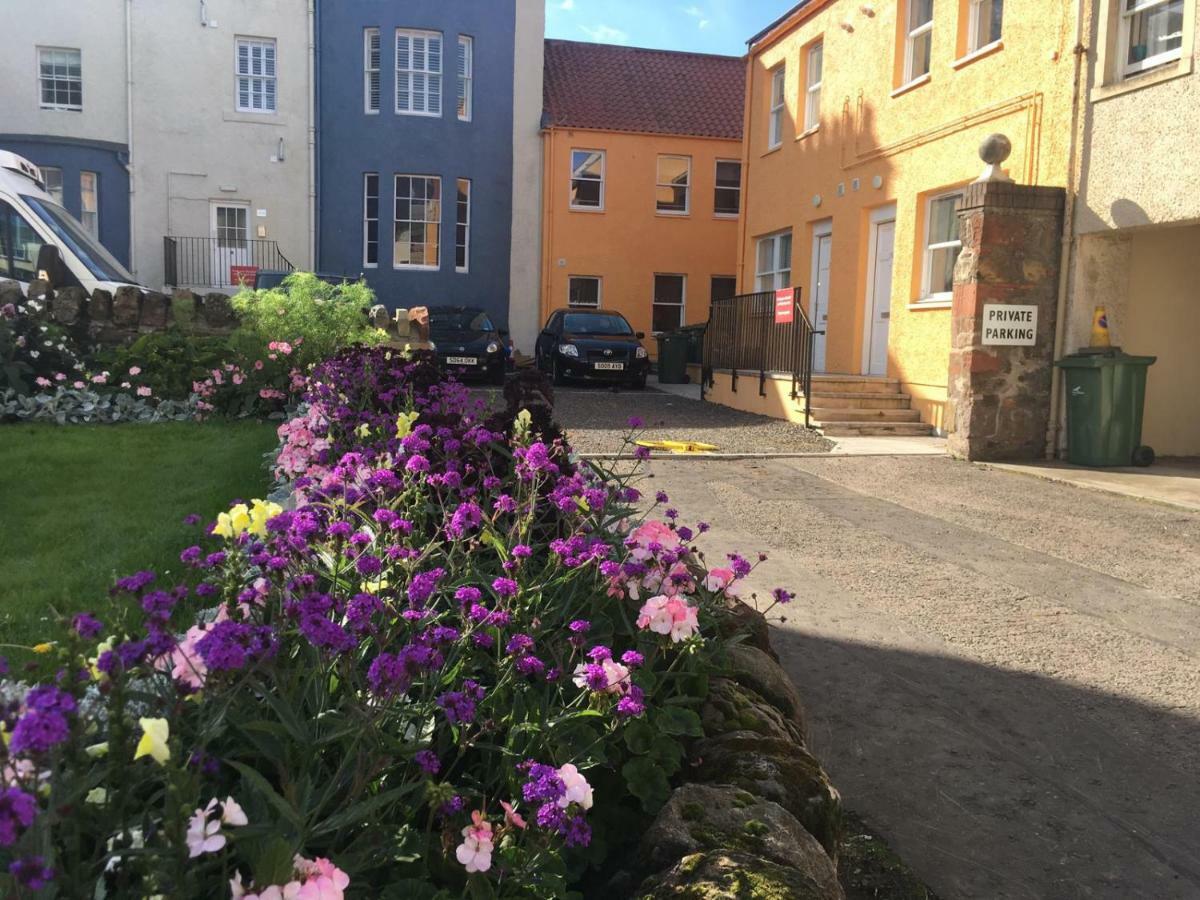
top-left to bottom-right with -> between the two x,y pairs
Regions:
563,313 -> 633,335
22,195 -> 137,285
430,310 -> 494,333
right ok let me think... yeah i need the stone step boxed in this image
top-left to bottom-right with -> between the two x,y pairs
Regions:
811,407 -> 923,423
811,375 -> 901,393
807,391 -> 913,409
818,421 -> 936,437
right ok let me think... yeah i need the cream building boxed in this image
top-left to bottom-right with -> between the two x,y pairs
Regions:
0,0 -> 314,291
1064,0 -> 1200,456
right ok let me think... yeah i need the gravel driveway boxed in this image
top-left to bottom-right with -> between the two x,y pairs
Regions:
475,385 -> 832,455
645,455 -> 1200,900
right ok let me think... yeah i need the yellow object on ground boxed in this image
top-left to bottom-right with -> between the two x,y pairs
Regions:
635,439 -> 719,455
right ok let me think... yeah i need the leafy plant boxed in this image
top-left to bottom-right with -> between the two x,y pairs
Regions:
230,273 -> 386,370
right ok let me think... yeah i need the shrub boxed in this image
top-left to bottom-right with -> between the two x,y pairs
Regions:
0,349 -> 785,898
0,294 -> 87,395
92,330 -> 232,401
230,273 -> 385,371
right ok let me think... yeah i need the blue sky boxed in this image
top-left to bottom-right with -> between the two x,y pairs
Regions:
544,0 -> 800,56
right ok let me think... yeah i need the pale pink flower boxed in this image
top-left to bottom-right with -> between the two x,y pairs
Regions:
121,381 -> 131,389
91,373 -> 108,384
128,366 -> 141,375
704,567 -> 741,597
54,372 -> 66,381
455,811 -> 494,873
186,799 -> 226,858
221,796 -> 249,826
35,377 -> 51,388
136,386 -> 152,397
254,360 -> 265,370
557,764 -> 594,810
572,658 -> 630,695
73,380 -> 84,389
636,595 -> 700,643
233,373 -> 245,385
500,800 -> 527,830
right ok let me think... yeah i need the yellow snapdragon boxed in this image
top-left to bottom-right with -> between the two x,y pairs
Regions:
396,410 -> 420,439
134,718 -> 170,765
212,499 -> 283,539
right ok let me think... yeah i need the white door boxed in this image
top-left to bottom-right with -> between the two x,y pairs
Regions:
810,230 -> 832,372
866,218 -> 895,376
210,203 -> 250,286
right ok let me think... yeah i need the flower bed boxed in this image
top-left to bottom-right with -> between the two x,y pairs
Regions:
0,347 -> 795,898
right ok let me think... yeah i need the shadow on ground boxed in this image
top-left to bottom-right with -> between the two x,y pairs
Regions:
770,629 -> 1200,900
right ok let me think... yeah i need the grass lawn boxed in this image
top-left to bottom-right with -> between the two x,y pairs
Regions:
0,420 -> 279,651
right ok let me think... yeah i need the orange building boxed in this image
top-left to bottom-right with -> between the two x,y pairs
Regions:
539,41 -> 744,349
726,0 -> 1078,433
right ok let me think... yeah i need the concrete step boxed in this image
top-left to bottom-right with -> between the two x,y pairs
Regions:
811,375 -> 901,393
819,421 -> 936,437
808,391 -> 913,409
811,407 -> 923,423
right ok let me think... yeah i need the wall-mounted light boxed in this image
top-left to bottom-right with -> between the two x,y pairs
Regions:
277,138 -> 286,162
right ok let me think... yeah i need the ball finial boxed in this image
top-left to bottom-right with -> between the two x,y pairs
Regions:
979,133 -> 1012,166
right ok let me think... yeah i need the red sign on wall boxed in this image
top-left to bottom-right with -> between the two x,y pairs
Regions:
230,265 -> 259,287
774,288 -> 795,324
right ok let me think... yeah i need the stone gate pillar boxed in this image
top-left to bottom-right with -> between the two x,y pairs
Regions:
947,180 -> 1066,461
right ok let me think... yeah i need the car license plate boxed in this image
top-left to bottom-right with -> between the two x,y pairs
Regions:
594,362 -> 624,371
446,356 -> 477,366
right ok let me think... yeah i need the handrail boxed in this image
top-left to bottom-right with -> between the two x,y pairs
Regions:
701,290 -> 820,428
163,236 -> 294,288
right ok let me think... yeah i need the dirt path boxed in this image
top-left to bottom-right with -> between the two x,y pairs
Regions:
642,455 -> 1200,900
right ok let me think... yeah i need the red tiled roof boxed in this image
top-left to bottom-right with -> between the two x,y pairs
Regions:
543,39 -> 745,140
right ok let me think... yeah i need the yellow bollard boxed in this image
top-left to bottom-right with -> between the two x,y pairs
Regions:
1090,306 -> 1111,348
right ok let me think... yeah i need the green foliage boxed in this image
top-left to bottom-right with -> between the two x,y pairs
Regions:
230,272 -> 385,369
92,330 -> 231,400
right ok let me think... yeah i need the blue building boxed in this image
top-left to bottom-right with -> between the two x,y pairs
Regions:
315,0 -> 544,338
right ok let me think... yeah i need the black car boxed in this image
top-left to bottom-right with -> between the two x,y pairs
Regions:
429,306 -> 508,384
535,309 -> 650,389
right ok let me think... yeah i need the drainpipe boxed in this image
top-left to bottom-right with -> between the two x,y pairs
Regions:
1046,0 -> 1091,459
125,0 -> 136,277
308,0 -> 318,270
736,52 -> 755,292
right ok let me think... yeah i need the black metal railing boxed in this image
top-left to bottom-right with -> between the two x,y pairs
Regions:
163,237 -> 294,289
701,290 -> 822,427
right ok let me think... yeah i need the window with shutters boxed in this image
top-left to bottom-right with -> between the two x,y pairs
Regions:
394,175 -> 441,269
396,29 -> 442,116
364,28 -> 381,113
363,173 -> 379,267
457,36 -> 473,121
38,47 -> 82,111
456,178 -> 471,272
235,38 -> 277,113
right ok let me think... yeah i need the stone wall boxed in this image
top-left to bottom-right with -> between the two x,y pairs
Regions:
622,602 -> 849,898
947,182 -> 1066,461
0,280 -> 238,347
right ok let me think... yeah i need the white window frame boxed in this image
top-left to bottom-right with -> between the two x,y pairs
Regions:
1119,0 -> 1185,77
80,171 -> 98,237
455,177 -> 471,273
363,173 -> 379,268
655,155 -> 692,216
569,149 -> 606,211
903,0 -> 934,84
393,174 -> 442,270
396,28 -> 443,116
364,28 -> 381,114
37,47 -> 82,111
652,274 -> 686,334
714,159 -> 742,217
768,66 -> 786,148
967,0 -> 1004,53
568,276 -> 602,309
920,190 -> 964,301
755,230 -> 793,292
40,167 -> 64,205
235,37 -> 277,114
804,41 -> 823,132
457,35 -> 473,122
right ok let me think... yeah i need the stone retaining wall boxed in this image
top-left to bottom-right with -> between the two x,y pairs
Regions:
0,279 -> 238,346
623,602 -> 848,898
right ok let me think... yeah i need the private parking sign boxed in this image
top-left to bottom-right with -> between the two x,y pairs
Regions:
774,288 -> 795,324
982,304 -> 1038,346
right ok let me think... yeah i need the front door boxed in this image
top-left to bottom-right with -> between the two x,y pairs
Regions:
210,202 -> 250,287
810,229 -> 832,372
865,217 -> 895,376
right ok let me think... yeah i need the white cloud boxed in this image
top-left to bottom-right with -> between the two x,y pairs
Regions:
559,0 -> 575,10
578,23 -> 631,44
681,5 -> 709,29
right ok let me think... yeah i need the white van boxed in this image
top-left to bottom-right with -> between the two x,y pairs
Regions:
0,150 -> 143,295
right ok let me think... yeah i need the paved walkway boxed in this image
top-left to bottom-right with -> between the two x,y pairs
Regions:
644,455 -> 1200,900
990,458 -> 1200,513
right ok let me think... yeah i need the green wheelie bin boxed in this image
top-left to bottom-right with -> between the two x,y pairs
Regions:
655,332 -> 690,384
1055,351 -> 1157,467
